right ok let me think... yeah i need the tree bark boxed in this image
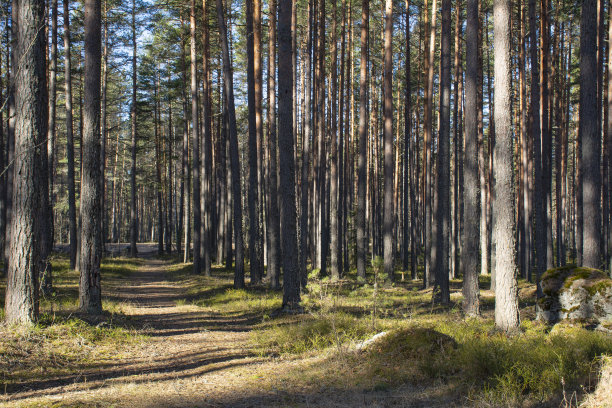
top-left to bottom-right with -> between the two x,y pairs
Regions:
463,0 -> 480,317
5,0 -> 47,324
493,0 -> 520,331
330,0 -> 340,280
267,0 -> 281,289
201,0 -> 212,275
43,0 -> 58,295
382,0 -> 394,282
217,0 -> 245,288
79,0 -> 103,314
278,0 -> 300,310
129,0 -> 138,257
63,0 -> 77,269
190,0 -> 201,273
580,0 -> 602,268
356,0 -> 369,280
434,0 -> 450,303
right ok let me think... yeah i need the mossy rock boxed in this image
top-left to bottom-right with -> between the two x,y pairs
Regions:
537,266 -> 612,325
367,327 -> 457,359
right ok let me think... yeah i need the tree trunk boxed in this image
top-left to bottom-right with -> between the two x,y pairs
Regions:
79,0 -> 103,314
278,0 -> 300,310
217,0 -> 245,288
330,0 -> 340,280
434,0 -> 450,303
43,0 -> 58,295
5,0 -> 47,324
493,0 -> 520,331
246,0 -> 263,284
129,0 -> 138,257
580,0 -> 602,268
299,0 -> 313,286
382,0 -> 394,282
529,0 -> 545,290
267,0 -> 281,289
201,0 -> 212,275
463,0 -> 480,317
63,0 -> 77,269
356,0 -> 369,280
190,0 -> 201,273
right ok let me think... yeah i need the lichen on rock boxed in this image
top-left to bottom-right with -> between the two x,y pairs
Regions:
536,266 -> 612,325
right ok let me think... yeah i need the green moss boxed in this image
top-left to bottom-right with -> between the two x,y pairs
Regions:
585,279 -> 612,297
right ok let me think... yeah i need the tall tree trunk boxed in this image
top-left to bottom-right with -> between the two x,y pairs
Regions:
463,0 -> 480,317
299,0 -> 313,286
190,0 -> 201,273
330,0 -> 340,280
100,0 -> 108,248
154,74 -> 164,255
520,0 -> 531,279
79,0 -> 103,314
424,0 -> 438,287
43,0 -> 58,295
201,0 -> 212,275
217,0 -> 245,288
129,0 -> 138,257
279,0 -> 300,310
540,0 -> 552,269
493,0 -> 520,331
167,100 -> 173,253
580,0 -> 602,268
608,0 -> 612,274
63,0 -> 77,269
434,0 -> 450,303
382,0 -> 394,281
356,0 -> 369,280
267,0 -> 281,289
530,0 -> 545,290
246,0 -> 263,284
5,0 -> 47,324
451,0 -> 461,281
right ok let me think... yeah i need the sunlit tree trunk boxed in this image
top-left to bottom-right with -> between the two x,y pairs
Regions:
5,0 -> 47,324
79,0 -> 103,314
580,0 -> 602,268
493,0 -> 520,331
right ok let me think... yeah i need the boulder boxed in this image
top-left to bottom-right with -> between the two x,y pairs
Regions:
536,266 -> 612,324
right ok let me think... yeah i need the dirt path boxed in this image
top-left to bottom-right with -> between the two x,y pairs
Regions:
2,259 -> 454,408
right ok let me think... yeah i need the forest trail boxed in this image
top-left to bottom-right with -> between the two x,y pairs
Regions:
2,257 -> 449,408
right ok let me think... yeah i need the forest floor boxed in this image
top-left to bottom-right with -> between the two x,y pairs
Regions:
0,248 -> 611,407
